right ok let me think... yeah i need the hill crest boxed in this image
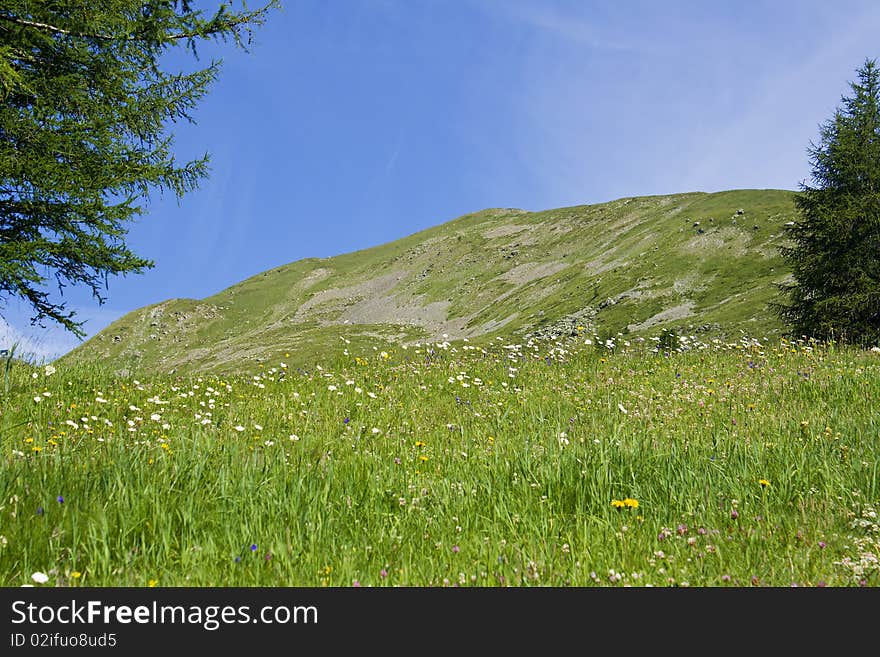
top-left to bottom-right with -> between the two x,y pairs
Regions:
62,189 -> 798,374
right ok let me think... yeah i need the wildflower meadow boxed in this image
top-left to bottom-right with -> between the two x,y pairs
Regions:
1,333 -> 878,587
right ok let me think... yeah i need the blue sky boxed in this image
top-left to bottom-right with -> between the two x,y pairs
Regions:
3,0 -> 879,360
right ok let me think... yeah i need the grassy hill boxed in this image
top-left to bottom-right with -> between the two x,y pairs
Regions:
8,187 -> 880,590
61,188 -> 799,374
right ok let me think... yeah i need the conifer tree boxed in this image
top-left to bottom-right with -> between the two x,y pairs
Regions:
777,58 -> 880,345
0,1 -> 278,336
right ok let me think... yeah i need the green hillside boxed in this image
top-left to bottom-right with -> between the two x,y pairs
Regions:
61,188 -> 799,374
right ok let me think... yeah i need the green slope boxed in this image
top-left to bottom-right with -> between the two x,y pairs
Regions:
62,189 -> 799,374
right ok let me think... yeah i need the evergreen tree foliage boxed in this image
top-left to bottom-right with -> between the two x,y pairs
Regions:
777,58 -> 880,345
0,1 -> 278,336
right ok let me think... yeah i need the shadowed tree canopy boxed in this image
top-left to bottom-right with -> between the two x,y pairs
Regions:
776,58 -> 880,346
0,1 -> 279,337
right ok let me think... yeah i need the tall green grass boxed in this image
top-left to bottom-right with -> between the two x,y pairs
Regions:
1,335 -> 878,586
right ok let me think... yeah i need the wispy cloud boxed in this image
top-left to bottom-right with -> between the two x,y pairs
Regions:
470,0 -> 880,207
678,7 -> 880,193
0,318 -> 77,363
477,0 -> 654,53
0,305 -> 129,363
360,127 -> 406,203
384,134 -> 403,173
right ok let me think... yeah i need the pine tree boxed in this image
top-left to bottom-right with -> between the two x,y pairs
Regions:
777,58 -> 880,346
0,1 -> 278,336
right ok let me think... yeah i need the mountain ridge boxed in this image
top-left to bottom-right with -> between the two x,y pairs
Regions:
61,188 -> 799,374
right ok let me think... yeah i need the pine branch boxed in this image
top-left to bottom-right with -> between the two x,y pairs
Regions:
0,2 -> 279,336
0,3 -> 276,43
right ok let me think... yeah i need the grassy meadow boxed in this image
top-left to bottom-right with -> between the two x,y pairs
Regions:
1,333 -> 878,587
